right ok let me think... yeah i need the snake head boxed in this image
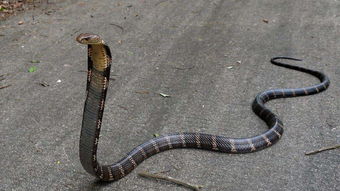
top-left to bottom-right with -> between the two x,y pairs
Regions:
76,33 -> 104,45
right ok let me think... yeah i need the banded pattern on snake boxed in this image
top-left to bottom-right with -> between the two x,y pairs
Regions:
76,33 -> 330,181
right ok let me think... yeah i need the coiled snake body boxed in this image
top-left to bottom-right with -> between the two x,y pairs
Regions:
76,33 -> 330,181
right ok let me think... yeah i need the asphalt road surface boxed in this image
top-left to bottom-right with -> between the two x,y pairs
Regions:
0,0 -> 339,190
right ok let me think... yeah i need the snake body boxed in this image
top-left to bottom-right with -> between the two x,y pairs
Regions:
76,33 -> 330,181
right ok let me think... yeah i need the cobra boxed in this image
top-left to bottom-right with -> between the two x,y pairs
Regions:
76,33 -> 330,181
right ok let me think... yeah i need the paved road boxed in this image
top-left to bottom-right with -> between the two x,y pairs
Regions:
1,0 -> 339,190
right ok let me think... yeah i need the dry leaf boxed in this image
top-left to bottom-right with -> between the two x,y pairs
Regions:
39,82 -> 49,87
135,90 -> 149,94
159,93 -> 170,97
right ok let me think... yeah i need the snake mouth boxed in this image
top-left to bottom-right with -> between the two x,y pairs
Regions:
76,33 -> 104,45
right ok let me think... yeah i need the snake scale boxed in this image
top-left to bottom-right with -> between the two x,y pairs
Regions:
76,33 -> 330,181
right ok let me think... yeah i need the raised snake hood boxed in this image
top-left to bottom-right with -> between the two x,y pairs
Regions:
76,33 -> 105,45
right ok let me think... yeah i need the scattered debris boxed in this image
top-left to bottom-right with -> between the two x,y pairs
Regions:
0,84 -> 11,89
153,133 -> 160,137
0,73 -> 11,80
30,60 -> 40,63
109,23 -> 124,32
135,90 -> 150,94
38,82 -> 49,87
159,93 -> 170,98
173,66 -> 195,70
0,74 -> 5,81
262,19 -> 269,24
305,144 -> 340,155
155,0 -> 169,6
45,10 -> 54,15
118,105 -> 128,111
138,171 -> 203,191
226,61 -> 241,69
77,2 -> 86,7
28,66 -> 37,72
36,148 -> 42,153
0,1 -> 25,20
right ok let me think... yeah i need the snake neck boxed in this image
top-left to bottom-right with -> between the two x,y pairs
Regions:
90,44 -> 110,72
79,43 -> 112,176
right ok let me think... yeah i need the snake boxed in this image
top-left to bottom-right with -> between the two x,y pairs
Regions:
76,33 -> 330,182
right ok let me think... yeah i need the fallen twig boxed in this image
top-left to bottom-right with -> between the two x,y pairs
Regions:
159,93 -> 170,97
305,144 -> 340,155
173,66 -> 195,70
0,72 -> 12,78
155,0 -> 169,6
135,90 -> 150,94
0,84 -> 11,89
0,73 -> 12,81
138,171 -> 203,191
118,105 -> 128,111
38,82 -> 49,87
109,23 -> 124,32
